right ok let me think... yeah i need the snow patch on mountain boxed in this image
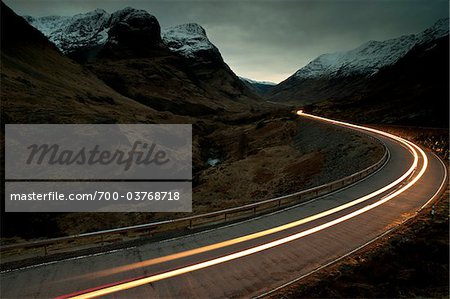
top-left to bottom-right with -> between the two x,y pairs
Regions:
24,7 -> 160,53
294,18 -> 449,79
109,7 -> 150,25
24,10 -> 214,59
239,77 -> 277,86
25,9 -> 111,53
416,18 -> 449,45
162,23 -> 217,58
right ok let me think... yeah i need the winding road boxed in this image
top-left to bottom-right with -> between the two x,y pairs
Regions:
1,113 -> 447,299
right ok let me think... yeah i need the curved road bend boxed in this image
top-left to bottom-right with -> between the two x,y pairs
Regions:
0,113 -> 447,299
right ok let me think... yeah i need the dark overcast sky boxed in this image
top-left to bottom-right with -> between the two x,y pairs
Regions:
4,0 -> 449,82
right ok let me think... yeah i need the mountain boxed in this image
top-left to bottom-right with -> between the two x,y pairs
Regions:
316,31 -> 449,126
1,2 -> 170,124
288,18 -> 448,82
25,7 -> 164,62
162,23 -> 221,62
267,18 -> 449,126
293,19 -> 448,80
239,77 -> 277,95
24,9 -> 111,55
24,8 -> 262,116
25,13 -> 219,62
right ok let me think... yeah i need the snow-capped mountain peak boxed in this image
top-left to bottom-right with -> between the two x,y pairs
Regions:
25,9 -> 111,53
417,17 -> 449,45
24,7 -> 161,54
72,8 -> 107,19
294,18 -> 449,80
24,9 -> 217,61
162,23 -> 218,59
239,77 -> 277,86
106,7 -> 161,47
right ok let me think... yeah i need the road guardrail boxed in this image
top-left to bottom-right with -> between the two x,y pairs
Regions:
0,138 -> 389,264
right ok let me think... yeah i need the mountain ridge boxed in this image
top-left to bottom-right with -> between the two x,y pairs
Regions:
24,9 -> 224,64
23,7 -> 263,116
0,2 -> 170,124
239,77 -> 277,95
162,23 -> 220,61
290,18 -> 449,80
266,17 -> 449,126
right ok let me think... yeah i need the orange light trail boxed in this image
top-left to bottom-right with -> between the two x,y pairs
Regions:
66,112 -> 418,281
61,113 -> 428,299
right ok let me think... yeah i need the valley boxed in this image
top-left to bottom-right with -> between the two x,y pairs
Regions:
0,2 -> 448,298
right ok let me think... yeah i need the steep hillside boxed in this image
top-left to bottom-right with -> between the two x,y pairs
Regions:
24,9 -> 111,55
313,34 -> 449,126
1,2 -> 170,124
293,19 -> 447,81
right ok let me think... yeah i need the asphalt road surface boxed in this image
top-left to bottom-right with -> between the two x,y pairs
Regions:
1,113 -> 447,299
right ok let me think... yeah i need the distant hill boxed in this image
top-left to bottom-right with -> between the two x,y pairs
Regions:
239,77 -> 276,96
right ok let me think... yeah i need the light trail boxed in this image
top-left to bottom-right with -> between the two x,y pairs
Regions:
59,113 -> 429,299
64,112 -> 417,282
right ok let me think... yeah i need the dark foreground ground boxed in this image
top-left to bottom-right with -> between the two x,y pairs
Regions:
271,126 -> 449,299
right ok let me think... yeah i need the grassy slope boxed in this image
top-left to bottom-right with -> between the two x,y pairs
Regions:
0,6 -> 168,125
